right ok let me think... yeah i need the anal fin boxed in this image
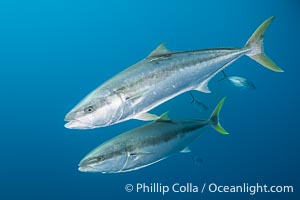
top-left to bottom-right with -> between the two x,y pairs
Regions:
180,147 -> 191,153
194,79 -> 211,93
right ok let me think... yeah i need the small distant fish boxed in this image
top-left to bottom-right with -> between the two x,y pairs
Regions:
219,71 -> 256,90
64,17 -> 282,129
78,97 -> 228,173
189,92 -> 208,111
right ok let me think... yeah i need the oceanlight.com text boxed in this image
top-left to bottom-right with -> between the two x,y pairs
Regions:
206,182 -> 294,195
124,182 -> 294,196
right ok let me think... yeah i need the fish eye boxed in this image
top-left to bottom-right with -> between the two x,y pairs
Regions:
97,155 -> 105,161
84,105 -> 95,113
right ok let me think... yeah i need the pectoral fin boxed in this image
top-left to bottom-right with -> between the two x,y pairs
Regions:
134,112 -> 159,121
129,151 -> 153,161
130,151 -> 152,156
125,89 -> 148,101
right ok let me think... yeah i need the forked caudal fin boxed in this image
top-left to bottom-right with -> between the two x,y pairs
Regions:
244,16 -> 283,72
209,97 -> 229,135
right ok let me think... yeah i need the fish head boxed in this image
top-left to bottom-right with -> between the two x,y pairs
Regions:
64,90 -> 124,129
78,147 -> 127,173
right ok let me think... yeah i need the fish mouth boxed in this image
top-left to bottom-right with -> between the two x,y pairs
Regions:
64,111 -> 94,129
78,159 -> 98,172
64,120 -> 94,129
78,165 -> 98,172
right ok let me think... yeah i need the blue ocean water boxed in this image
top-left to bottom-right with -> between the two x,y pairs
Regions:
0,0 -> 299,199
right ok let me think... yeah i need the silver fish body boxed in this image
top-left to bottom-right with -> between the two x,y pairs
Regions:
78,98 -> 228,173
65,17 -> 282,129
79,120 -> 206,173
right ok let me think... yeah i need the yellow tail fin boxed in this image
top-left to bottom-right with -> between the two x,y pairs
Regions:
245,16 -> 283,72
210,97 -> 229,135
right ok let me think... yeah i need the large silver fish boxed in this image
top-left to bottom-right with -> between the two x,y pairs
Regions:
78,97 -> 228,173
65,17 -> 282,129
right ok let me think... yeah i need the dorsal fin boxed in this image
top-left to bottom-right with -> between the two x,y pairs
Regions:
134,112 -> 159,121
158,111 -> 170,120
147,43 -> 172,58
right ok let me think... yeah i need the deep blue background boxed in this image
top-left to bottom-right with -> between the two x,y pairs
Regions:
0,0 -> 299,199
